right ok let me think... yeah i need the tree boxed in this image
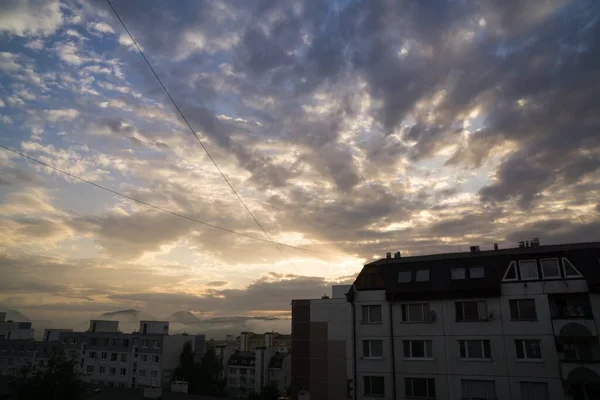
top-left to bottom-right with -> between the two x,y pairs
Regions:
259,383 -> 280,400
174,344 -> 225,396
10,351 -> 85,400
196,347 -> 226,396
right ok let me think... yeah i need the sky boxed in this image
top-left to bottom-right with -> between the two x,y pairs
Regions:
1,0 -> 599,327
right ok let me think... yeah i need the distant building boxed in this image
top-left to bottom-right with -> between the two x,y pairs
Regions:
0,319 -> 203,390
238,332 -> 292,353
291,285 -> 353,400
269,352 -> 291,395
0,313 -> 35,341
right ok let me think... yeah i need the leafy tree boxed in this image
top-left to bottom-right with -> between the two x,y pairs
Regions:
174,344 -> 225,396
196,347 -> 226,396
10,351 -> 85,400
259,382 -> 281,400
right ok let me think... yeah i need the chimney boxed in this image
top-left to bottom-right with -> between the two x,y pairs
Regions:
525,241 -> 530,248
386,252 -> 392,259
493,243 -> 499,251
469,245 -> 480,253
394,251 -> 401,259
531,237 -> 540,247
518,241 -> 525,248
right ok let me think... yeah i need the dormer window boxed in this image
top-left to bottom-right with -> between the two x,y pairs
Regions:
518,260 -> 539,280
398,271 -> 411,283
503,257 -> 583,282
540,259 -> 560,279
415,270 -> 430,282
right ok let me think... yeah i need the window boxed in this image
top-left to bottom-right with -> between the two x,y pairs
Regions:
153,341 -> 161,349
401,303 -> 431,322
150,370 -> 158,378
363,340 -> 383,358
416,270 -> 430,282
102,338 -> 109,346
459,340 -> 491,359
503,261 -> 518,281
121,353 -> 128,362
363,376 -> 384,396
101,352 -> 108,360
109,367 -> 116,375
90,337 -> 98,345
89,351 -> 97,359
550,295 -> 593,319
152,355 -> 159,363
403,340 -> 433,359
70,337 -> 78,344
142,340 -> 148,348
461,380 -> 496,400
230,367 -> 237,374
140,369 -> 146,377
123,339 -> 130,346
520,382 -> 549,400
451,268 -> 466,280
141,354 -> 148,362
515,340 -> 541,360
540,259 -> 560,279
562,258 -> 582,277
87,366 -> 95,373
120,368 -> 127,376
111,353 -> 118,361
455,301 -> 487,321
470,267 -> 485,279
398,271 -> 412,283
99,366 -> 106,374
560,340 -> 592,361
362,305 -> 382,323
510,299 -> 537,320
519,260 -> 539,280
113,338 -> 119,346
404,377 -> 436,399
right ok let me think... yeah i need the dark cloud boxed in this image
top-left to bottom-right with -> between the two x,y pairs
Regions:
206,281 -> 228,287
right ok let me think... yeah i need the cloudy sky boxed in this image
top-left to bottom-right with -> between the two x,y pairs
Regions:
1,0 -> 599,325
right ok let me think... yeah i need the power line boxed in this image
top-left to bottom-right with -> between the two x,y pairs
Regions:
105,0 -> 301,273
0,144 -> 343,259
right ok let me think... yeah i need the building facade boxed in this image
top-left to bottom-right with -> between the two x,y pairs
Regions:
348,241 -> 600,400
291,285 -> 353,400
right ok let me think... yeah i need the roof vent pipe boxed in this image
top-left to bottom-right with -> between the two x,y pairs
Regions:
519,241 -> 525,248
394,251 -> 401,259
493,243 -> 499,251
470,246 -> 480,253
532,237 -> 540,247
386,252 -> 392,259
525,241 -> 530,248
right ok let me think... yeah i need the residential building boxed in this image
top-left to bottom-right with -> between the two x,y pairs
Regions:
347,241 -> 600,400
59,320 -> 199,389
238,332 -> 291,353
0,313 -> 34,341
269,352 -> 291,395
227,351 -> 257,398
291,285 -> 353,400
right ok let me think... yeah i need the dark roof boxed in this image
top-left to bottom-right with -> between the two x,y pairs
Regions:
228,351 -> 255,366
269,352 -> 290,369
354,242 -> 600,300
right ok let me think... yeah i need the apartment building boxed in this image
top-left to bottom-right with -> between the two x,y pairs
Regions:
239,332 -> 292,353
348,241 -> 600,400
0,313 -> 34,341
269,352 -> 291,395
291,285 -> 353,400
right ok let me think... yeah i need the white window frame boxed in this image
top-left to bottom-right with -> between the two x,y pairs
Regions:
363,376 -> 385,396
362,305 -> 383,324
398,271 -> 412,283
401,303 -> 431,323
518,260 -> 539,280
141,354 -> 148,362
152,355 -> 159,363
99,366 -> 106,374
461,379 -> 496,400
520,381 -> 549,400
562,257 -> 583,278
87,365 -> 94,373
109,367 -> 116,376
451,268 -> 466,280
404,377 -> 436,399
150,370 -> 158,378
456,300 -> 488,322
540,258 -> 561,279
459,340 -> 492,360
363,340 -> 384,359
101,352 -> 108,360
502,261 -> 518,281
403,340 -> 433,360
510,299 -> 537,321
470,266 -> 485,279
515,339 -> 542,360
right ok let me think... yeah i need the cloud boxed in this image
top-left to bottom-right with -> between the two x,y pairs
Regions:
0,0 -> 63,37
25,39 -> 44,51
43,108 -> 80,122
88,22 -> 115,35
